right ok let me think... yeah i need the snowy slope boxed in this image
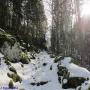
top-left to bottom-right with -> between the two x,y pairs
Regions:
0,52 -> 90,90
11,51 -> 62,90
0,59 -> 11,86
61,57 -> 90,78
61,57 -> 90,90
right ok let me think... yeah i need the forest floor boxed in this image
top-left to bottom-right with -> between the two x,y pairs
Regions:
0,51 -> 90,90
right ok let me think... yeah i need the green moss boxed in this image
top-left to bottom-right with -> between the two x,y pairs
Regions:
7,73 -> 22,83
88,86 -> 90,90
0,32 -> 16,47
21,52 -> 28,59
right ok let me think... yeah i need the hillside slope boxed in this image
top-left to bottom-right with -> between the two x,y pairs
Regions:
0,51 -> 90,90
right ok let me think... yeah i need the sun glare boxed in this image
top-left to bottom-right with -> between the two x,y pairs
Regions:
81,1 -> 90,17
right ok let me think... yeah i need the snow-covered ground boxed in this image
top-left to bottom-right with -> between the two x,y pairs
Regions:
0,52 -> 90,90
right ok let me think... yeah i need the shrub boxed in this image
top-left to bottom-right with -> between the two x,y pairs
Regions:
20,52 -> 29,64
8,80 -> 14,89
12,73 -> 22,83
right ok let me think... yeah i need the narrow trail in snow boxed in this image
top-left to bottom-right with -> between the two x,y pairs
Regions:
13,51 -> 62,90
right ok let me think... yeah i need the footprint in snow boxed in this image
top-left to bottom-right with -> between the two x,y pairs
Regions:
50,65 -> 52,70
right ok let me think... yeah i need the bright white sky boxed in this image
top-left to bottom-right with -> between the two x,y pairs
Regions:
43,0 -> 52,27
43,0 -> 90,25
43,0 -> 52,48
81,0 -> 90,17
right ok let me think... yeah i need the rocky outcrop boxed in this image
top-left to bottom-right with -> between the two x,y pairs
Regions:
0,28 -> 29,63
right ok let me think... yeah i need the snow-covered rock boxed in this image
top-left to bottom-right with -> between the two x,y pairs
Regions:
61,57 -> 90,78
1,42 -> 21,62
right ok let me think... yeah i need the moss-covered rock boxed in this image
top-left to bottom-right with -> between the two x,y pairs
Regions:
7,73 -> 12,78
57,66 -> 69,77
12,73 -> 22,83
62,77 -> 86,89
88,86 -> 90,90
0,30 -> 23,63
8,80 -> 14,89
57,65 -> 70,84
